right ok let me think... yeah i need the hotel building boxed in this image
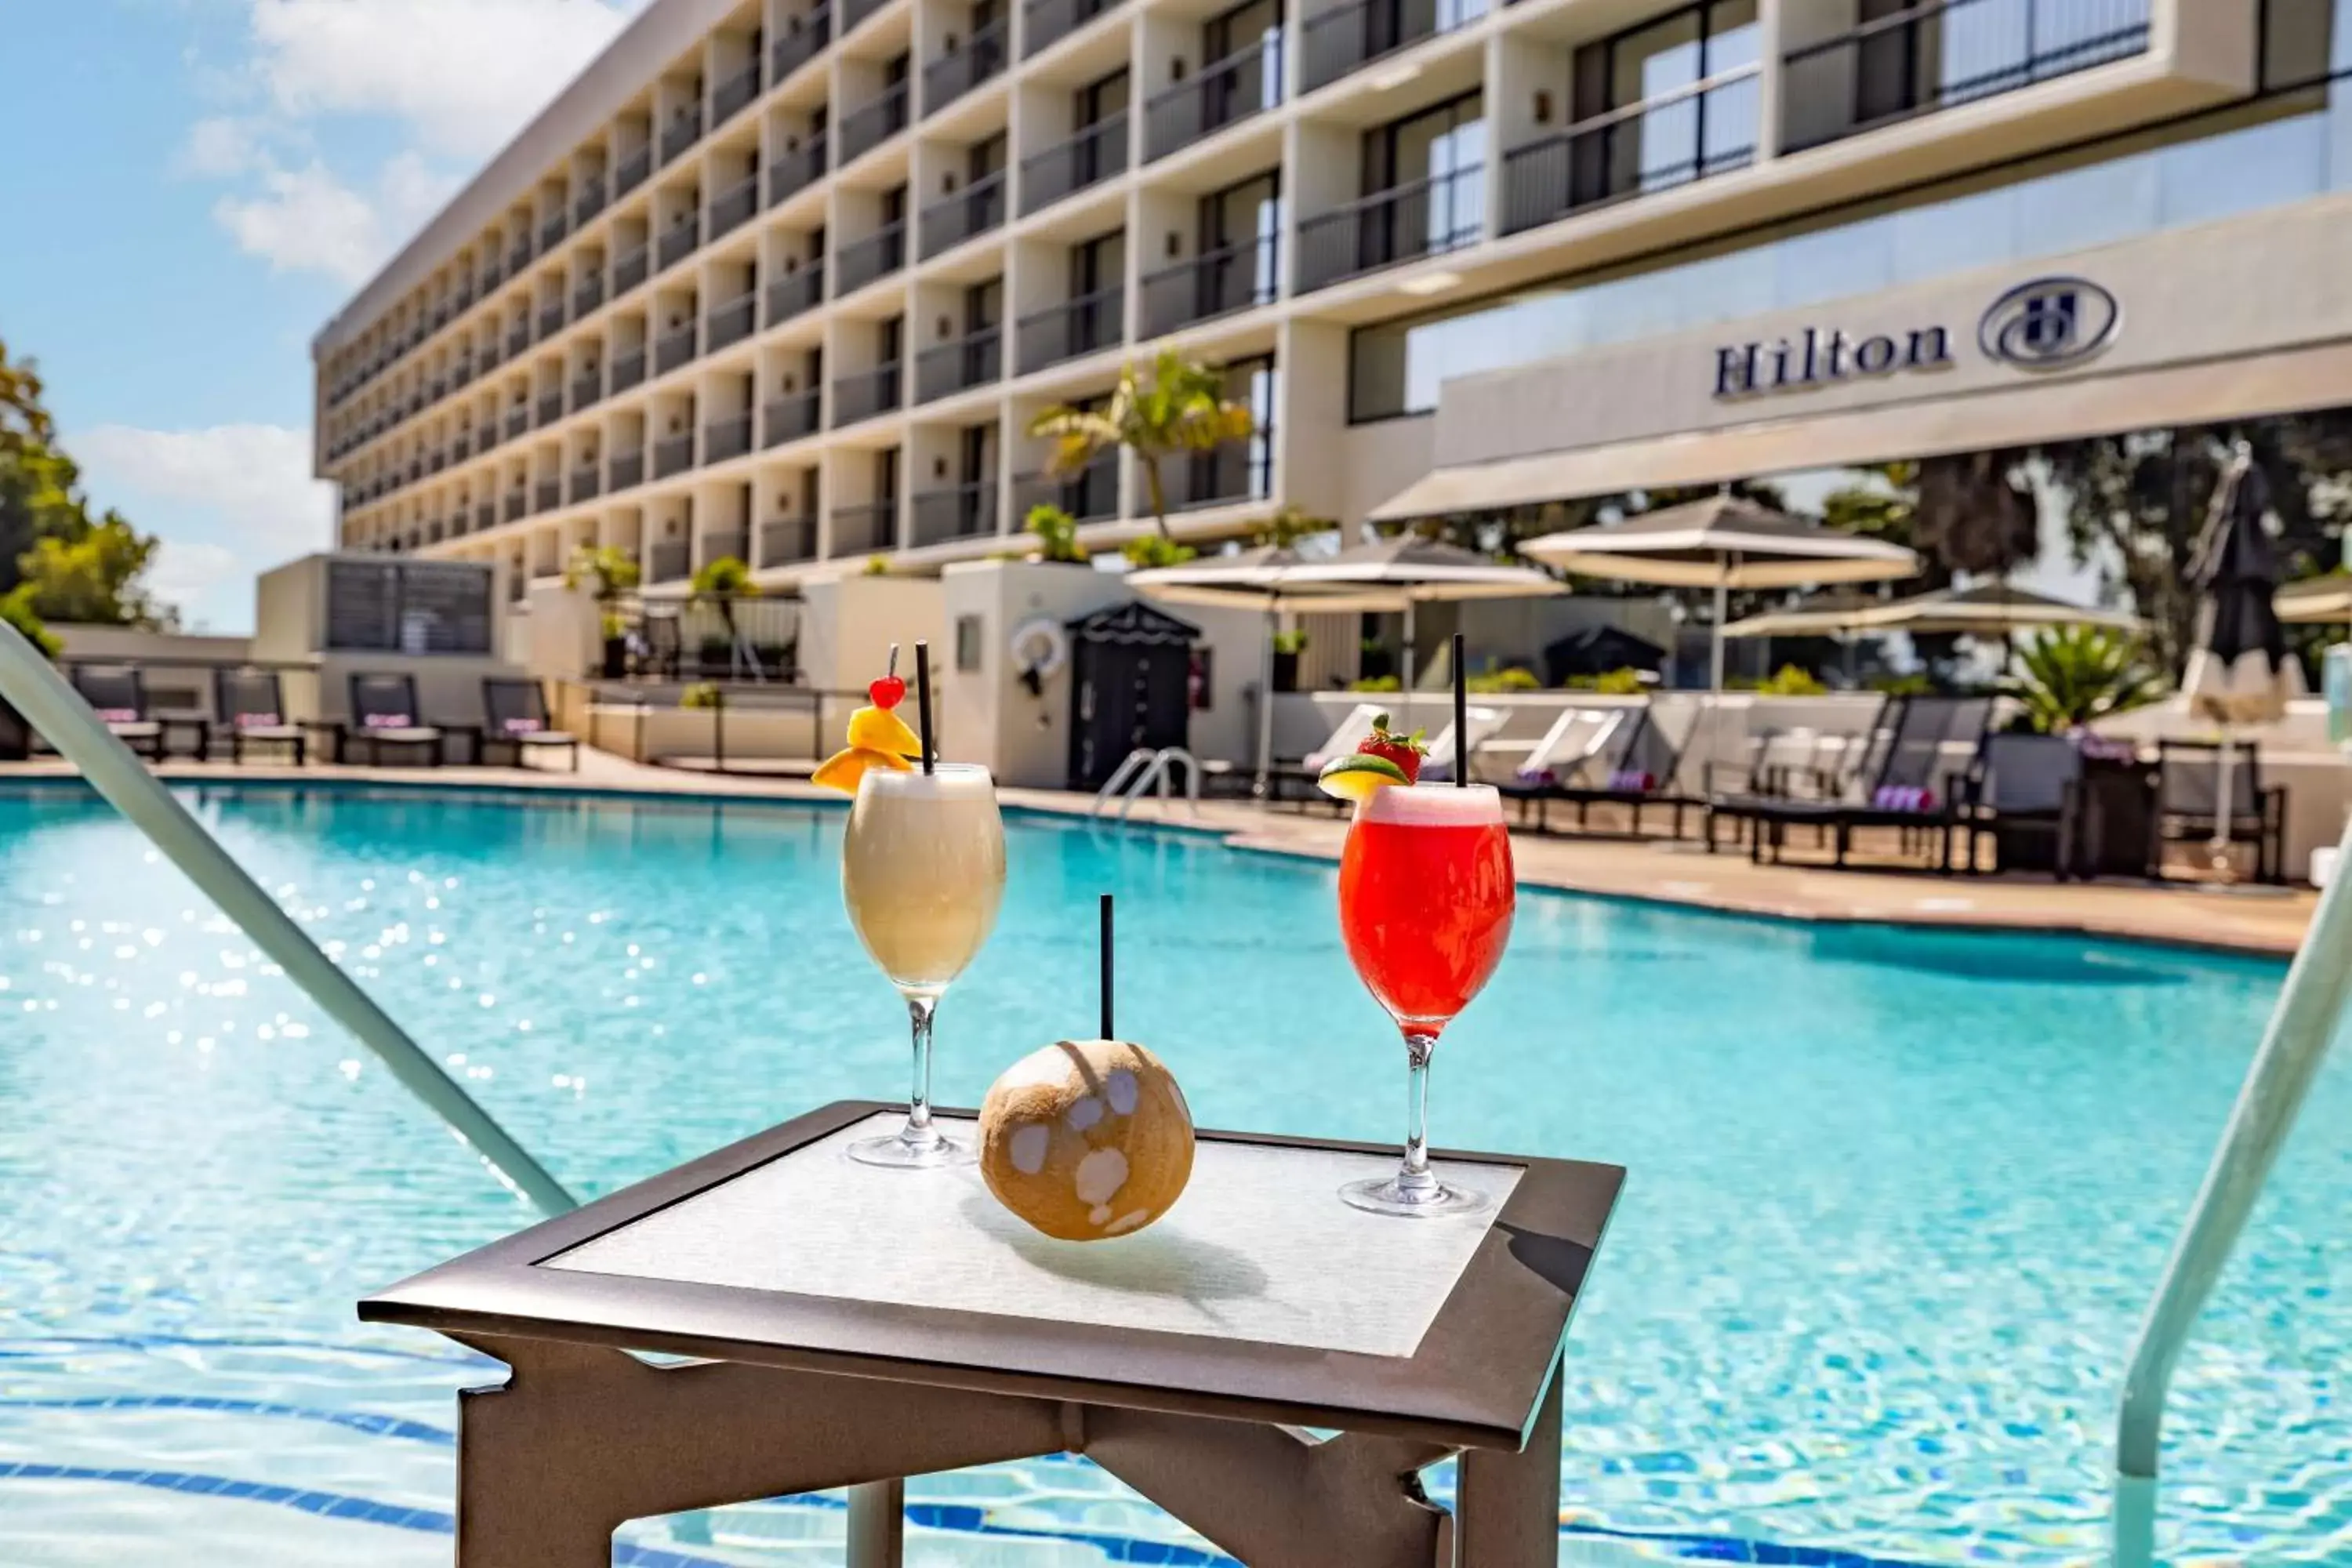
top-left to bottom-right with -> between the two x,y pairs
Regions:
311,0 -> 2344,603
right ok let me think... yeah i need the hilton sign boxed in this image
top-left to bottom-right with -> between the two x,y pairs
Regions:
1711,276 -> 2122,401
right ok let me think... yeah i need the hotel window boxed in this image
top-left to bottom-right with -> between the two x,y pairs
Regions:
1577,0 -> 1759,196
1363,91 -> 1484,252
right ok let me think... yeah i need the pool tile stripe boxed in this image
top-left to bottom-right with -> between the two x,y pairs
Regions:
0,1396 -> 454,1445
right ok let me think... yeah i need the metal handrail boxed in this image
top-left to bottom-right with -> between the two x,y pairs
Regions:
0,619 -> 577,1218
2111,810 -> 2352,1566
1092,746 -> 1201,820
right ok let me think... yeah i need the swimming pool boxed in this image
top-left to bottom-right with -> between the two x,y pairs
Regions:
0,783 -> 2339,1565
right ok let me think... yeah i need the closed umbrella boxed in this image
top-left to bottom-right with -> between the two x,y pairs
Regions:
2183,445 -> 2305,858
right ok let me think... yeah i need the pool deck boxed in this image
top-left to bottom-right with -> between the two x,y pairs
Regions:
0,753 -> 2314,958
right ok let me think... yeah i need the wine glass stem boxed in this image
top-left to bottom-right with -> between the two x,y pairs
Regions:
902,994 -> 940,1150
1399,1030 -> 1439,1196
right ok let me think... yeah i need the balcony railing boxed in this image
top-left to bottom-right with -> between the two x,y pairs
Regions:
1500,69 -> 1758,235
534,478 -> 562,514
609,450 -> 646,492
611,347 -> 648,394
481,257 -> 506,292
1145,34 -> 1281,161
1303,0 -> 1479,92
769,137 -> 829,205
915,330 -> 1003,402
923,20 -> 1007,113
760,517 -> 819,566
535,390 -> 565,427
539,213 -> 568,252
1015,288 -> 1122,373
713,60 -> 762,125
656,322 -> 699,375
839,82 -> 909,162
1788,0 -> 2151,151
505,407 -> 530,441
615,145 -> 653,196
651,541 -> 692,583
571,371 -> 603,412
830,501 -> 897,555
537,303 -> 566,340
767,264 -> 826,325
1013,454 -> 1119,523
574,275 -> 606,317
506,325 -> 531,358
832,363 -> 902,425
764,390 -> 823,446
569,466 -> 601,504
772,9 -> 831,82
1142,234 -> 1277,334
475,502 -> 496,532
654,434 -> 696,480
704,528 -> 752,568
840,0 -> 891,35
1167,439 -> 1263,511
574,183 -> 608,228
1025,0 -> 1114,56
912,483 -> 997,546
835,223 -> 906,293
710,175 -> 760,238
703,292 -> 754,352
703,412 -> 753,465
1019,114 -> 1127,216
508,240 -> 533,274
615,242 -> 652,294
659,216 -> 702,270
662,107 -> 705,164
919,172 -> 1007,257
1296,163 -> 1483,292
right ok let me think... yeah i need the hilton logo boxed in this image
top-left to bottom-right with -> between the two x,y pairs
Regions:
1978,277 -> 2121,369
1711,275 -> 2120,399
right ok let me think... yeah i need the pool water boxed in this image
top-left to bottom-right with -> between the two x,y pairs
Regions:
0,784 -> 2343,1566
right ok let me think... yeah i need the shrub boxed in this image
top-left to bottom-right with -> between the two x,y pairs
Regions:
1025,503 -> 1087,564
1349,674 -> 1403,693
680,681 -> 724,710
1121,534 -> 1197,569
1272,629 -> 1309,655
1466,664 -> 1541,693
2009,626 -> 2164,732
1759,664 -> 1828,697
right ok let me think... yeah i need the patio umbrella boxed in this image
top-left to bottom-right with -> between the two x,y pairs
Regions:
1519,493 -> 1919,690
2182,445 -> 2305,856
2273,575 -> 2352,625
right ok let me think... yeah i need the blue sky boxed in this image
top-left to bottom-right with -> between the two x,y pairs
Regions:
0,0 -> 652,631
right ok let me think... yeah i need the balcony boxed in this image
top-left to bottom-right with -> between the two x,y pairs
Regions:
508,239 -> 533,274
569,466 -> 602,504
651,541 -> 692,583
615,242 -> 652,294
835,223 -> 906,293
654,433 -> 696,479
452,355 -> 476,387
475,502 -> 496,532
537,302 -> 566,340
772,9 -> 832,81
656,322 -> 699,375
611,347 -> 648,394
1024,0 -> 1114,56
707,292 -> 758,351
760,516 -> 819,566
506,325 -> 531,359
452,431 -> 474,461
763,390 -> 822,447
767,264 -> 826,326
830,501 -> 897,555
919,173 -> 1006,257
1297,163 -> 1483,292
923,20 -> 1007,114
574,183 -> 608,228
912,482 -> 996,546
705,527 -> 752,568
710,175 -> 760,239
713,59 -> 763,125
610,450 -> 646,492
1019,115 -> 1126,216
570,370 -> 603,412
832,363 -> 902,425
536,390 -> 565,427
840,0 -> 891,35
662,107 -> 704,164
539,213 -> 568,252
1145,34 -> 1280,161
1015,288 -> 1121,373
769,137 -> 829,205
506,408 -> 532,442
1168,441 -> 1262,511
534,478 -> 562,514
615,145 -> 653,197
915,330 -> 1001,402
659,216 -> 701,270
1303,0 -> 1478,93
839,82 -> 909,163
1500,71 -> 1759,235
705,412 -> 754,464
1013,454 -> 1118,523
573,276 -> 605,318
1783,0 -> 2152,154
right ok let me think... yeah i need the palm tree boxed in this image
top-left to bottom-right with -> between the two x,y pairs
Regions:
1026,350 -> 1254,541
690,555 -> 762,677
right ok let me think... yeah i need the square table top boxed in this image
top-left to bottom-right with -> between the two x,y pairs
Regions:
361,1101 -> 1624,1449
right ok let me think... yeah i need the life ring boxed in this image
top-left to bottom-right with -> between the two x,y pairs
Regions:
1011,616 -> 1069,695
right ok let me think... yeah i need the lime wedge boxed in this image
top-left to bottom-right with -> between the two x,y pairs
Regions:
1316,752 -> 1410,802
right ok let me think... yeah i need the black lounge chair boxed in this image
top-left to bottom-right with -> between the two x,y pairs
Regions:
346,673 -> 447,766
480,678 -> 580,771
212,668 -> 307,765
2149,739 -> 2286,884
1956,731 -> 2082,876
1708,694 -> 1993,872
70,665 -> 164,759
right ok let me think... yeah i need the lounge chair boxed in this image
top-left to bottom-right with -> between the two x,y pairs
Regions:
1532,696 -> 1711,838
69,665 -> 164,759
1494,706 -> 1627,819
1417,705 -> 1509,784
2148,739 -> 2285,884
1708,695 -> 1993,871
1955,731 -> 2082,876
212,668 -> 307,765
1264,702 -> 1388,804
480,678 -> 581,772
345,673 -> 447,767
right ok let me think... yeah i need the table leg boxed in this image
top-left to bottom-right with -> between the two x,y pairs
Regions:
848,1479 -> 906,1567
1452,1372 -> 1560,1568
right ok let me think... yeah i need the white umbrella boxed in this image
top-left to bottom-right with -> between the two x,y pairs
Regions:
1725,583 -> 2141,638
1520,493 -> 1919,690
2273,575 -> 2352,625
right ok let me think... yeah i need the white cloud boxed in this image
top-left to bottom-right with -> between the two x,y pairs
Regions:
178,114 -> 276,178
211,152 -> 459,287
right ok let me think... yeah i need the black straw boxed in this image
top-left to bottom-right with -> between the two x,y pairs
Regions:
1452,631 -> 1467,788
914,641 -> 935,775
1099,893 -> 1115,1040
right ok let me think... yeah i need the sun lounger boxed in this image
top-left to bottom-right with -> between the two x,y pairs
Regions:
479,678 -> 581,772
2148,739 -> 2286,884
212,668 -> 307,765
1955,731 -> 2083,877
69,665 -> 165,760
1708,695 -> 1992,871
1522,696 -> 1715,838
1417,705 -> 1508,784
343,673 -> 448,767
1494,708 -> 1627,813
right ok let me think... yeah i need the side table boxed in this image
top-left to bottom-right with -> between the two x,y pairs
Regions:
361,1100 -> 1624,1567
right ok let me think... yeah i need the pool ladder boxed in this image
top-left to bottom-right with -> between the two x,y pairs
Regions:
1092,746 -> 1200,821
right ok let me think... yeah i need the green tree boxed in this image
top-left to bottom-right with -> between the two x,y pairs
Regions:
0,590 -> 57,656
0,338 -> 170,623
564,543 -> 641,637
8,518 -> 173,630
690,555 -> 760,661
1029,350 -> 1254,541
2007,626 -> 2164,732
1024,503 -> 1087,564
1249,504 -> 1334,550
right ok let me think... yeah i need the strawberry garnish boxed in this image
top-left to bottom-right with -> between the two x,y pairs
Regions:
1355,713 -> 1427,785
869,675 -> 907,710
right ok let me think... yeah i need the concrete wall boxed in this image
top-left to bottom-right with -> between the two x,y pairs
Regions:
940,560 -> 1129,787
